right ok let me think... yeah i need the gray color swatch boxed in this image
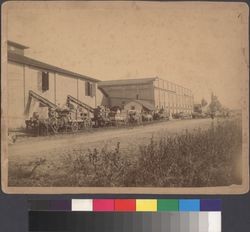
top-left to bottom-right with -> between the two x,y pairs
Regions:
160,212 -> 171,232
132,213 -> 143,232
142,213 -> 152,232
180,212 -> 190,232
189,212 -> 199,232
152,212 -> 161,232
170,212 -> 180,232
199,212 -> 209,232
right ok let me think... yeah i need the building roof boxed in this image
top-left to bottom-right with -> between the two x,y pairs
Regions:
127,99 -> 156,111
8,52 -> 99,82
8,41 -> 29,49
98,77 -> 158,87
98,77 -> 192,93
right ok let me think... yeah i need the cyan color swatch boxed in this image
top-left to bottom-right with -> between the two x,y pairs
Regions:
179,200 -> 200,211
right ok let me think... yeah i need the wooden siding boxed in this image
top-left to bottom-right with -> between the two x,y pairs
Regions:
7,62 -> 102,129
7,62 -> 25,128
153,79 -> 193,114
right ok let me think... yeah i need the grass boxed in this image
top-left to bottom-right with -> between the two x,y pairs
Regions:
135,120 -> 242,187
8,119 -> 242,187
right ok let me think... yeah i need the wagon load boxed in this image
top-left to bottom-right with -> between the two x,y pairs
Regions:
142,112 -> 153,122
25,90 -> 58,134
123,100 -> 154,123
43,105 -> 92,134
127,109 -> 142,125
108,107 -> 128,126
93,106 -> 111,127
25,91 -> 94,135
153,108 -> 170,121
66,95 -> 94,130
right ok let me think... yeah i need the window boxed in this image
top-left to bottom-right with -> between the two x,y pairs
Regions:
136,94 -> 139,100
42,72 -> 49,91
85,82 -> 96,97
131,106 -> 135,110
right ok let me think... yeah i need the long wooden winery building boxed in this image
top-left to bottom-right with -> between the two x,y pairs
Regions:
7,41 -> 105,129
98,77 -> 194,115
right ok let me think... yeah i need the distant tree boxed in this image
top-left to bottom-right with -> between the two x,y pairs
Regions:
208,93 -> 222,113
201,98 -> 208,107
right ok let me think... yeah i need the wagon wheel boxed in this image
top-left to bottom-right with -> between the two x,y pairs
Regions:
84,119 -> 92,129
71,122 -> 78,132
88,119 -> 93,128
49,118 -> 59,134
138,116 -> 142,125
124,118 -> 129,126
39,120 -> 49,136
57,117 -> 65,129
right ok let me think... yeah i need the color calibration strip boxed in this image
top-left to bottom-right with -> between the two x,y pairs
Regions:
29,199 -> 222,212
29,200 -> 221,231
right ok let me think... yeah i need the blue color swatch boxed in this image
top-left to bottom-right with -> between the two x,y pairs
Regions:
179,200 -> 200,211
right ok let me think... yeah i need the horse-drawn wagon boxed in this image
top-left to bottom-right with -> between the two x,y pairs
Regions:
127,109 -> 142,125
25,91 -> 93,135
153,108 -> 170,121
93,106 -> 111,127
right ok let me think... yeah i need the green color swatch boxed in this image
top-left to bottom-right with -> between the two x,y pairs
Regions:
157,199 -> 179,211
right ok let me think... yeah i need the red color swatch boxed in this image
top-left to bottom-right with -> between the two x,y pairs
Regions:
93,199 -> 114,211
114,199 -> 136,211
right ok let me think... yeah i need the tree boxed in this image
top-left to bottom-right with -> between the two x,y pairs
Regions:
201,98 -> 208,107
208,92 -> 222,113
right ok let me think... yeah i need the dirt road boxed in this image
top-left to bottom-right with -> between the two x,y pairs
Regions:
8,118 -> 215,163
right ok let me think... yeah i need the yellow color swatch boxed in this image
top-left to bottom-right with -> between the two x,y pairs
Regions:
136,199 -> 157,212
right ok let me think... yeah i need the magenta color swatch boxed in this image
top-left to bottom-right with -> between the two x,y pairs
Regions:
93,199 -> 115,211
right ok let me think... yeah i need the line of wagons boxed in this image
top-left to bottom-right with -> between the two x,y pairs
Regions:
25,91 -> 173,136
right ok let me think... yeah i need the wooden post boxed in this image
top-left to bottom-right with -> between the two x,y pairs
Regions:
23,64 -> 26,109
77,78 -> 79,100
54,72 -> 56,104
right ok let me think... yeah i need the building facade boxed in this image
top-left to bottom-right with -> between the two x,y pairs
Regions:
7,41 -> 104,129
98,77 -> 194,114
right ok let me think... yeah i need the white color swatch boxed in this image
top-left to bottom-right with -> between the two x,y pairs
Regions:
208,212 -> 221,232
71,199 -> 93,211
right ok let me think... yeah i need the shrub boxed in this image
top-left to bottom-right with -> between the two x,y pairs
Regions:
61,142 -> 134,187
134,119 -> 242,187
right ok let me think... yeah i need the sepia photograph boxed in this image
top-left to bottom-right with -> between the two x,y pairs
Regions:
1,1 -> 249,194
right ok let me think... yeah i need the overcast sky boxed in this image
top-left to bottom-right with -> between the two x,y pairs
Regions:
4,1 -> 248,108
